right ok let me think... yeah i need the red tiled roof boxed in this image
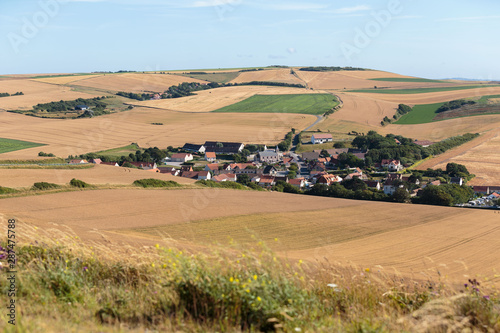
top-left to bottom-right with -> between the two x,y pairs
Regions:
205,152 -> 216,158
171,153 -> 192,158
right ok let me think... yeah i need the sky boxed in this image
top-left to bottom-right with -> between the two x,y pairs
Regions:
0,0 -> 499,79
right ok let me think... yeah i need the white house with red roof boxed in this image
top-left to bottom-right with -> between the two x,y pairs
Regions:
205,152 -> 217,162
311,133 -> 333,144
170,153 -> 194,162
381,159 -> 403,172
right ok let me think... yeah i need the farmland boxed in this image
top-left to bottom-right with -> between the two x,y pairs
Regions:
394,102 -> 445,124
0,107 -> 315,159
229,68 -> 304,85
213,94 -> 339,115
0,138 -> 44,154
1,188 -> 499,281
134,85 -> 320,112
178,71 -> 241,83
369,77 -> 446,83
349,84 -> 500,94
0,164 -> 195,188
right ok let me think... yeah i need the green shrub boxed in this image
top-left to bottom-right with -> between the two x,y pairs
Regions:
69,178 -> 90,188
0,186 -> 17,194
32,182 -> 61,190
196,180 -> 248,190
133,178 -> 181,188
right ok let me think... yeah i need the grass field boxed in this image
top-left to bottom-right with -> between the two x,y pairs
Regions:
94,143 -> 141,158
348,85 -> 500,94
369,77 -> 445,83
0,138 -> 45,154
178,71 -> 240,83
394,102 -> 445,124
213,94 -> 339,115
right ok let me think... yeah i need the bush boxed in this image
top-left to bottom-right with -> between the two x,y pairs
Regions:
69,178 -> 90,188
133,179 -> 181,188
0,186 -> 17,194
38,152 -> 55,157
32,182 -> 61,190
196,180 -> 247,190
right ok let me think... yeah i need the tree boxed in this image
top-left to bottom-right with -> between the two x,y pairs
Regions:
237,174 -> 250,185
334,142 -> 346,148
341,177 -> 367,191
393,187 -> 410,203
446,162 -> 469,178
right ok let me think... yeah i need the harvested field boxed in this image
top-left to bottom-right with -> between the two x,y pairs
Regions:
352,86 -> 500,104
433,103 -> 500,121
416,129 -> 500,185
0,164 -> 195,188
71,73 -> 208,93
384,115 -> 500,141
134,85 -> 320,112
2,189 -> 499,280
229,68 -> 304,85
322,92 -> 399,127
178,72 -> 240,83
0,108 -> 315,158
293,70 -> 454,90
0,79 -> 100,110
349,85 -> 499,94
33,74 -> 100,85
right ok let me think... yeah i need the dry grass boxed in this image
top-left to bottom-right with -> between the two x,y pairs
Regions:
0,108 -> 314,158
134,85 -> 320,112
0,79 -> 100,110
70,73 -> 208,93
229,68 -> 304,85
0,164 -> 195,188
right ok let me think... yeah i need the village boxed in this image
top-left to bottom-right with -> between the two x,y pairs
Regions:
67,132 -> 499,208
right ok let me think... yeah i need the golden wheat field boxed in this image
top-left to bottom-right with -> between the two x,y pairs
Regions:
355,86 -> 500,104
229,68 -> 304,85
1,188 -> 499,282
0,164 -> 195,188
292,70 -> 453,90
33,74 -> 102,85
0,108 -> 314,159
134,85 -> 321,112
70,73 -> 208,93
416,129 -> 500,185
0,79 -> 100,110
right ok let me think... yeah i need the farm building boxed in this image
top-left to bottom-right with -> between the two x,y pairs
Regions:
182,143 -> 206,153
311,133 -> 333,144
69,159 -> 88,164
204,164 -> 219,172
301,151 -> 321,161
75,105 -> 89,111
170,153 -> 194,162
212,173 -> 237,182
204,141 -> 244,154
126,162 -> 157,170
90,158 -> 102,164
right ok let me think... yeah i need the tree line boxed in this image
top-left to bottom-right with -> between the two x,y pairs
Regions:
437,99 -> 476,113
381,104 -> 412,125
33,97 -> 108,113
0,92 -> 23,98
299,66 -> 366,72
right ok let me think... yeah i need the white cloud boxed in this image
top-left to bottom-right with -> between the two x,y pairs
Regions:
191,0 -> 241,8
332,5 -> 370,14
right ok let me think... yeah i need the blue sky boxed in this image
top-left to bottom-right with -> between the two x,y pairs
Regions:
1,0 -> 499,79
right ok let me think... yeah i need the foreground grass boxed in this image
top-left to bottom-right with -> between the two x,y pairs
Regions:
213,94 -> 339,115
0,138 -> 45,154
349,85 -> 500,94
0,224 -> 499,332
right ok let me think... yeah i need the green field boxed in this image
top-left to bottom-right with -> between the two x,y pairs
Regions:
394,103 -> 445,124
213,94 -> 339,115
95,143 -> 141,158
178,71 -> 241,83
477,94 -> 500,104
349,84 -> 499,94
0,138 -> 45,154
369,77 -> 445,83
